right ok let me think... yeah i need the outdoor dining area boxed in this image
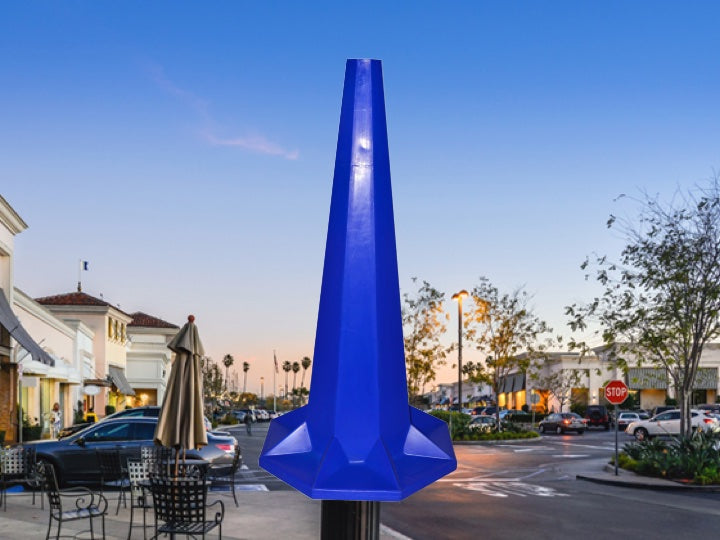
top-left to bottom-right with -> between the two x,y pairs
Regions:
0,442 -> 241,539
0,316 -> 242,539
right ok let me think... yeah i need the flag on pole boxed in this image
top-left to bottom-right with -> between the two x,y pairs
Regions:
274,351 -> 279,373
77,260 -> 90,292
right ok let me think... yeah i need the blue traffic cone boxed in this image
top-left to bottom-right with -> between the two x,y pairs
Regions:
260,59 -> 456,501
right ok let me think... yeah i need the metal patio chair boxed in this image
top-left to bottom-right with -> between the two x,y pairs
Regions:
96,448 -> 129,514
39,462 -> 108,540
149,475 -> 224,539
0,445 -> 43,511
206,444 -> 242,507
126,459 -> 153,540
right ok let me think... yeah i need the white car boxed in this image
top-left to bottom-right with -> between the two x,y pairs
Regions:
615,411 -> 649,431
625,409 -> 719,440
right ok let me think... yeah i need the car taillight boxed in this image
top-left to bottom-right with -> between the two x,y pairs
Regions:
215,443 -> 234,453
563,419 -> 570,424
704,418 -> 715,424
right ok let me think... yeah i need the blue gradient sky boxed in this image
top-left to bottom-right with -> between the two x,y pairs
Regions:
3,2 -> 720,393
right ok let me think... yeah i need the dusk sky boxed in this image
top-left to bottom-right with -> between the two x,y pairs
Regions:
3,2 -> 720,395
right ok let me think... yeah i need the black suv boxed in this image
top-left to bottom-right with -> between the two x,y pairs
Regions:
585,405 -> 610,430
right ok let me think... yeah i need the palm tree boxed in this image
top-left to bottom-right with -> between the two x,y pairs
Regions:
242,361 -> 250,394
222,354 -> 234,392
282,361 -> 292,399
291,362 -> 300,407
300,356 -> 312,391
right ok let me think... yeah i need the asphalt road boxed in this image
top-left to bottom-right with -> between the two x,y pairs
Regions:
225,424 -> 720,539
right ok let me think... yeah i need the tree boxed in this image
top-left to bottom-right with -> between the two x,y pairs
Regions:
402,278 -> 449,406
529,369 -> 587,413
462,277 -> 553,429
282,361 -> 292,399
222,354 -> 234,392
291,362 -> 300,407
567,180 -> 720,437
300,356 -> 312,391
202,357 -> 224,412
242,361 -> 250,394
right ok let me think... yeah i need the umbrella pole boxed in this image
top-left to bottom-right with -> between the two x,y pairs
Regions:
174,448 -> 179,477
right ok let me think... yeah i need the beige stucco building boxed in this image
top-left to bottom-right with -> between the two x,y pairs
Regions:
126,312 -> 178,407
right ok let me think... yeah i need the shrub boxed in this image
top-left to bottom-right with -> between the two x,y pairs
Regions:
620,431 -> 720,483
220,413 -> 238,425
105,405 -> 116,416
428,410 -> 473,439
505,413 -> 548,423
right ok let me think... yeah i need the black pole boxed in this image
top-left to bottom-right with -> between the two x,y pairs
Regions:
614,404 -> 619,476
457,296 -> 463,410
321,501 -> 380,540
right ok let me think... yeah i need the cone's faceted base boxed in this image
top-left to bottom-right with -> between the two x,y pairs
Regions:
259,406 -> 456,501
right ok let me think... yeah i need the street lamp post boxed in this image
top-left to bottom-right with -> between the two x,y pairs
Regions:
261,377 -> 264,401
452,290 -> 468,411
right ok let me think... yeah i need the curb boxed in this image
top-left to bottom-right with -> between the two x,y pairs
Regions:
576,473 -> 720,492
453,436 -> 542,446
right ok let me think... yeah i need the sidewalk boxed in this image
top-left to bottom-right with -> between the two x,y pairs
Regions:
0,488 -> 407,539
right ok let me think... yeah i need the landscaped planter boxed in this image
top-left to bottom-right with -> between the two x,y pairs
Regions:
22,426 -> 42,441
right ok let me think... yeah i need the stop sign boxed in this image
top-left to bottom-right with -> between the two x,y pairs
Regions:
604,380 -> 629,405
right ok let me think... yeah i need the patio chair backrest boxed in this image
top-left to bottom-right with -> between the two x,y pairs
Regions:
0,446 -> 36,477
38,462 -> 62,513
127,459 -> 148,505
229,443 -> 241,471
96,449 -> 124,480
149,475 -> 208,524
141,445 -> 173,476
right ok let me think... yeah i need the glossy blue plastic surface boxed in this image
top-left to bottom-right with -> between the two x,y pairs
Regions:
259,59 -> 457,501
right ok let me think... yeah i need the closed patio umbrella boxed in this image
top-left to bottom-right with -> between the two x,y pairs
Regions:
154,315 -> 208,473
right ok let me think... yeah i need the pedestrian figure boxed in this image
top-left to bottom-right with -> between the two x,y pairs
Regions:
244,412 -> 252,436
50,402 -> 62,438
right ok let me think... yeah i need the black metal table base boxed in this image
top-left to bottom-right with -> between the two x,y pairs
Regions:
321,500 -> 380,540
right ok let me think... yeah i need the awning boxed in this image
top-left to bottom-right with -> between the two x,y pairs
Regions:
511,373 -> 526,393
107,366 -> 135,396
627,368 -> 668,389
0,289 -> 54,366
627,367 -> 717,390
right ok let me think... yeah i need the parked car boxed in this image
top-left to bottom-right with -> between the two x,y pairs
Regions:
499,409 -> 523,420
468,415 -> 498,433
651,405 -> 676,417
481,407 -> 498,416
23,417 -> 239,486
57,405 -> 161,440
470,407 -> 487,416
255,409 -> 270,422
539,413 -> 587,435
697,404 -> 720,414
615,411 -> 650,431
584,405 -> 610,430
625,409 -> 719,441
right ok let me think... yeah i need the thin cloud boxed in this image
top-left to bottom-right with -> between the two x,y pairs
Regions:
203,132 -> 299,160
146,63 -> 298,160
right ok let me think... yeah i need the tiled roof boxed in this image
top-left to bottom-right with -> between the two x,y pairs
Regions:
129,311 -> 179,329
35,291 -> 131,317
36,292 -> 111,307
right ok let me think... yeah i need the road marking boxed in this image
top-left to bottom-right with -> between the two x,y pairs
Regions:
453,480 -> 568,498
210,484 -> 269,492
380,524 -> 414,540
552,454 -> 589,458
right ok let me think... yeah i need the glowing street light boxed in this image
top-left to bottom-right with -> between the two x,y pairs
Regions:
452,290 -> 469,410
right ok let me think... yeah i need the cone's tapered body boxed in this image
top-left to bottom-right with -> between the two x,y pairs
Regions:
259,59 -> 456,501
